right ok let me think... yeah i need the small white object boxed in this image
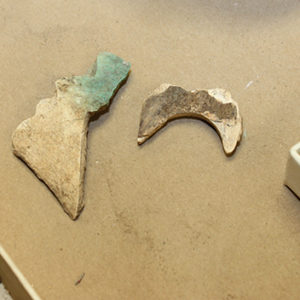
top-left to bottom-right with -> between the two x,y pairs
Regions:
285,142 -> 300,198
245,80 -> 254,89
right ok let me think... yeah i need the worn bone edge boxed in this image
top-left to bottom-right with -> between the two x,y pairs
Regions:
137,84 -> 243,155
12,53 -> 131,220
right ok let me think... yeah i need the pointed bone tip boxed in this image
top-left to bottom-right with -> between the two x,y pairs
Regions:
63,201 -> 84,220
224,148 -> 235,156
69,210 -> 80,221
223,145 -> 235,156
137,136 -> 148,145
223,140 -> 240,156
68,212 -> 78,221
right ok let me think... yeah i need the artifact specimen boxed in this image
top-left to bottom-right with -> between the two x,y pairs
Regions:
138,84 -> 242,155
285,142 -> 300,198
12,52 -> 130,219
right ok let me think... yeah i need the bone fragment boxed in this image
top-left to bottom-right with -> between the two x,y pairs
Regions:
138,84 -> 242,155
12,53 -> 130,219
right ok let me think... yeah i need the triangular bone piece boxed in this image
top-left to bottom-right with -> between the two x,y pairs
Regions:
12,53 -> 130,219
138,84 -> 242,155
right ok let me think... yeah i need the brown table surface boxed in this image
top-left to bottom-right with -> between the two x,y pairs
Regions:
1,1 -> 300,299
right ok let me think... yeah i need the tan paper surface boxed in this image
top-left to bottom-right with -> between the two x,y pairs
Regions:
0,1 -> 300,299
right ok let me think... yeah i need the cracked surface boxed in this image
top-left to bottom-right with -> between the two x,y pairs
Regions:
12,53 -> 130,219
138,84 -> 243,155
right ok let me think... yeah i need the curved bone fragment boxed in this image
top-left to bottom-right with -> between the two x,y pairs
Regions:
137,84 -> 242,155
12,53 -> 130,219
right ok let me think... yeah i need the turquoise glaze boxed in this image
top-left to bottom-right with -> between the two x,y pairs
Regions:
58,52 -> 131,112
